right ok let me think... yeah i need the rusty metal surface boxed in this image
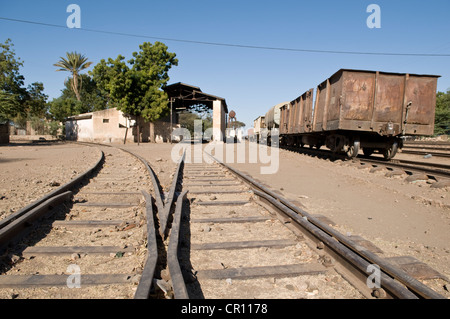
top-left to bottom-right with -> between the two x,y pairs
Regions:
288,98 -> 296,133
403,75 -> 438,135
277,69 -> 439,155
341,71 -> 375,122
309,69 -> 439,136
280,104 -> 289,135
281,89 -> 314,135
312,79 -> 327,132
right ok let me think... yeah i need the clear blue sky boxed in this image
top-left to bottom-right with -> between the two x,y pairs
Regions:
1,0 -> 450,130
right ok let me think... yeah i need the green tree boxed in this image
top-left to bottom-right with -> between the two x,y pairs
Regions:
0,38 -> 27,122
0,90 -> 20,122
48,97 -> 81,123
48,74 -> 107,122
178,109 -> 214,138
91,42 -> 178,142
54,52 -> 93,101
25,82 -> 48,118
179,112 -> 202,138
60,74 -> 107,113
128,42 -> 178,122
435,89 -> 450,136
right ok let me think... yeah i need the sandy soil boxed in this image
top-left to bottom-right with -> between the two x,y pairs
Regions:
1,141 -> 448,298
215,141 -> 450,297
120,143 -> 179,194
126,141 -> 449,297
0,145 -> 150,299
0,142 -> 101,220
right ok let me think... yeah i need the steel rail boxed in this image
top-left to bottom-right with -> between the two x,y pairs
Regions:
159,150 -> 186,238
167,190 -> 189,299
359,157 -> 450,179
0,141 -> 162,299
253,189 -> 417,299
205,151 -> 444,299
121,146 -> 186,297
134,191 -> 158,299
281,144 -> 450,179
0,147 -> 104,232
392,158 -> 450,171
118,148 -> 165,215
402,145 -> 450,151
400,150 -> 450,158
404,141 -> 450,146
72,142 -> 184,298
0,191 -> 73,250
72,141 -> 166,214
87,144 -> 169,299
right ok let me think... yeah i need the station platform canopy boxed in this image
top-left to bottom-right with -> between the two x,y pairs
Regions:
164,82 -> 228,114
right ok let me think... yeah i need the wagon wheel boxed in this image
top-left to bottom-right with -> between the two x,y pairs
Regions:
383,141 -> 398,160
346,139 -> 360,158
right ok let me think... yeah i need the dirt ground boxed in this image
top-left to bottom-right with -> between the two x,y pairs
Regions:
124,141 -> 449,297
1,141 -> 448,298
0,142 -> 101,221
217,141 -> 450,297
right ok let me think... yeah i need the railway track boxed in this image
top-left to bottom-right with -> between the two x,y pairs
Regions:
175,162 -> 350,299
281,145 -> 450,186
166,146 -> 446,299
0,144 -> 158,299
0,142 -> 447,299
401,141 -> 450,158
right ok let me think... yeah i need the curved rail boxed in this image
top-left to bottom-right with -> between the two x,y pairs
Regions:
134,191 -> 158,299
0,142 -> 163,299
167,190 -> 189,299
2,142 -> 444,299
0,146 -> 104,251
159,150 -> 186,239
0,147 -> 104,232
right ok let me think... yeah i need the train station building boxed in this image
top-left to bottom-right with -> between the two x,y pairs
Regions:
164,82 -> 228,142
65,82 -> 229,143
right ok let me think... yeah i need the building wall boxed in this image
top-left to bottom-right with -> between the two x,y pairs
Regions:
66,108 -> 179,143
66,114 -> 94,141
213,100 -> 226,141
154,120 -> 180,143
254,116 -> 265,135
92,108 -> 131,143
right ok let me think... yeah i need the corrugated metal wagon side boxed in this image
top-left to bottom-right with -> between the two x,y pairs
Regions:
310,69 -> 439,158
281,89 -> 315,147
280,104 -> 289,136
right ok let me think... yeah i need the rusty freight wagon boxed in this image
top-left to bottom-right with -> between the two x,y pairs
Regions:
280,69 -> 439,159
263,101 -> 289,145
280,88 -> 314,137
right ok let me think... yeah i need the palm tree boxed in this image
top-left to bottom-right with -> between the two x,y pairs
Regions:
54,52 -> 92,101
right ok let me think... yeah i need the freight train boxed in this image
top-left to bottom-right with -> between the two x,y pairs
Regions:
255,69 -> 439,159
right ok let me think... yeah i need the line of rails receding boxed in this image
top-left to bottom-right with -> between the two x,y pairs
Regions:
281,144 -> 450,187
0,142 -> 447,299
401,141 -> 450,158
166,147 -> 446,299
0,143 -> 163,299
